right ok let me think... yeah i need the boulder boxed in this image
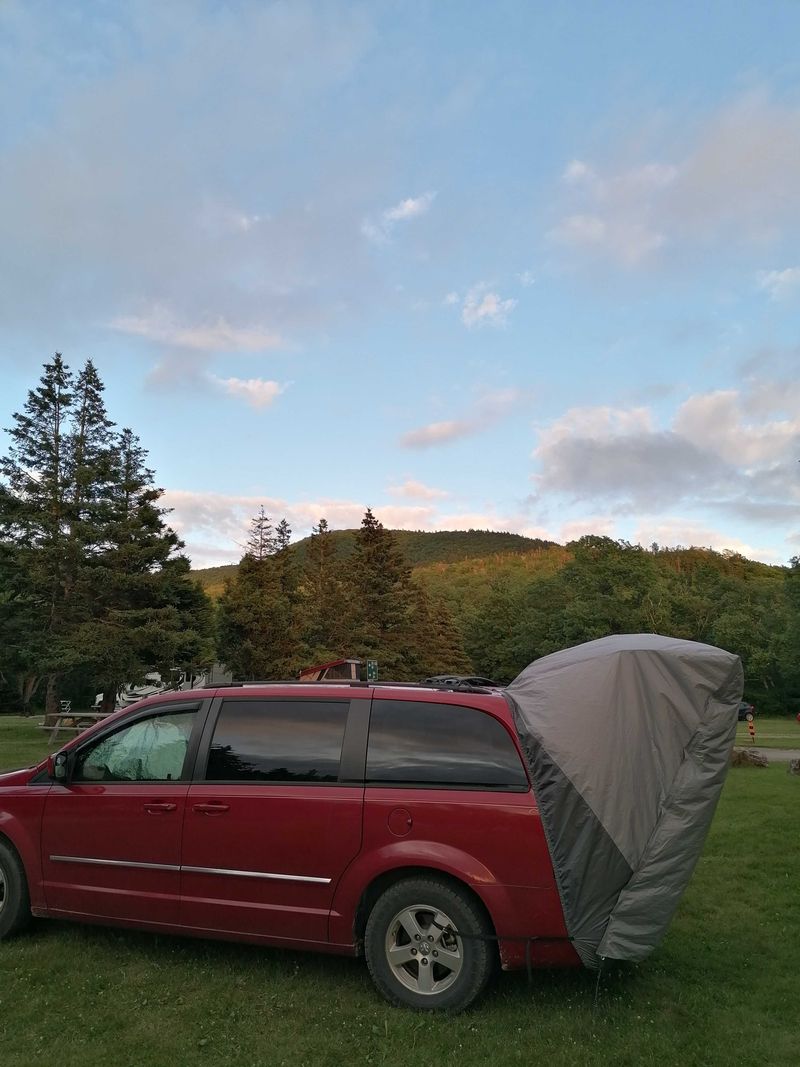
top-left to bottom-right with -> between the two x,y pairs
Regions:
731,747 -> 769,768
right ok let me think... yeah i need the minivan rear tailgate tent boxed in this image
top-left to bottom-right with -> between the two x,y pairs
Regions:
504,634 -> 742,968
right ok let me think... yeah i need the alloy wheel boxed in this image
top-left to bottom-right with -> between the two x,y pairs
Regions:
384,904 -> 463,996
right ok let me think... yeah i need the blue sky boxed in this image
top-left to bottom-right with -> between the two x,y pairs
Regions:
1,1 -> 799,566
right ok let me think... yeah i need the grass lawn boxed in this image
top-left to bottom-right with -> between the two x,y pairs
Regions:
0,721 -> 798,1066
0,715 -> 59,772
734,715 -> 800,750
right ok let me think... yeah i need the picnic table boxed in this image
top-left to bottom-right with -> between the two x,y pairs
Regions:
39,703 -> 112,744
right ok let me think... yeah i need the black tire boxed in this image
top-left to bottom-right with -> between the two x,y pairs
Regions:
364,877 -> 494,1013
0,839 -> 31,939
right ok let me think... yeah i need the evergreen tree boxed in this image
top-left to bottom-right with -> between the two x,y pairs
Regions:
80,426 -> 215,711
217,508 -> 299,679
217,553 -> 293,679
68,359 -> 116,537
0,357 -> 215,712
0,535 -> 50,714
431,598 -> 472,675
345,508 -> 414,675
273,517 -> 298,600
401,581 -> 471,679
298,517 -> 344,662
275,518 -> 292,552
246,506 -> 275,560
0,354 -> 79,714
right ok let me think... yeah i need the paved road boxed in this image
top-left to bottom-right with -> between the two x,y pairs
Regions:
750,748 -> 800,763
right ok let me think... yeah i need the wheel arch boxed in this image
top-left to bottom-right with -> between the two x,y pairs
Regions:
352,865 -> 497,955
0,809 -> 47,911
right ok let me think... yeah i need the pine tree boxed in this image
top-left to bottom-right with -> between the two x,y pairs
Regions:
431,597 -> 472,675
345,508 -> 413,675
272,516 -> 299,602
0,354 -> 79,714
68,359 -> 116,537
0,357 -> 216,712
0,535 -> 51,714
299,516 -> 344,661
275,518 -> 292,552
246,506 -> 275,560
80,427 -> 215,711
217,553 -> 293,679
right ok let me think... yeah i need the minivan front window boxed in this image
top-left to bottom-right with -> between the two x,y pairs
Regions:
73,711 -> 197,782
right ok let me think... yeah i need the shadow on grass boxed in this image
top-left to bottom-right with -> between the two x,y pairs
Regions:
23,915 -> 628,1012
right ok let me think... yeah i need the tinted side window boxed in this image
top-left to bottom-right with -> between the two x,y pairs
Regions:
205,699 -> 349,783
367,700 -> 528,789
73,710 -> 197,783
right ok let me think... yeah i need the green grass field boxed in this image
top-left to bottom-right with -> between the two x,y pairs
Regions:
734,714 -> 800,749
0,718 -> 798,1066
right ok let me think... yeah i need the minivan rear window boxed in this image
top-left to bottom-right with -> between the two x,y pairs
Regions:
366,700 -> 528,789
205,699 -> 349,783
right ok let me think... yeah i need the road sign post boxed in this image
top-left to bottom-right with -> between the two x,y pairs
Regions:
366,660 -> 378,682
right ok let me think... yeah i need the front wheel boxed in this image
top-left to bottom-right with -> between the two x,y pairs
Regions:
364,877 -> 494,1012
0,840 -> 30,940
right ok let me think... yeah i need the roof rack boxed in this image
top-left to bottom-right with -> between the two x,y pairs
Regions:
198,679 -> 497,695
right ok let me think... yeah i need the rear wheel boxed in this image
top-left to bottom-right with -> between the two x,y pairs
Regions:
365,877 -> 494,1012
0,840 -> 30,939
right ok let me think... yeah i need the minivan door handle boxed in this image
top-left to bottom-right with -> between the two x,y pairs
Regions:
192,802 -> 230,815
144,802 -> 177,814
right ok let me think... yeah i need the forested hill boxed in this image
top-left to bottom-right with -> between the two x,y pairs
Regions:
193,528 -> 798,714
193,529 -> 555,596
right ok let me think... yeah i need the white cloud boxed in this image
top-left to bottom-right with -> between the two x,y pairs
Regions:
209,376 -> 287,408
535,405 -> 654,452
163,488 -> 551,568
532,384 -> 800,532
384,192 -> 436,223
387,479 -> 450,500
563,159 -> 594,185
674,389 -> 800,468
461,283 -> 517,328
362,191 -> 436,243
551,92 -> 800,268
400,420 -> 474,448
517,270 -> 536,287
757,267 -> 800,300
0,3 -> 379,373
110,307 -> 283,352
443,291 -> 460,305
550,214 -> 665,267
401,388 -> 531,449
559,516 -> 618,542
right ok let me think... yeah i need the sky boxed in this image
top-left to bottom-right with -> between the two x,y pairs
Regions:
1,0 -> 799,568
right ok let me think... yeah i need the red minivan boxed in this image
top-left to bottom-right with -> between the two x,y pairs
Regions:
0,683 -> 578,1011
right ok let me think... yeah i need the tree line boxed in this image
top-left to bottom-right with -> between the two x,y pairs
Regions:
2,357 -> 798,716
424,535 -> 800,713
216,507 -> 470,681
0,355 -> 214,715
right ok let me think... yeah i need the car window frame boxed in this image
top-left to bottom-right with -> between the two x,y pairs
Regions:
194,694 -> 367,787
364,696 -> 530,793
67,699 -> 210,785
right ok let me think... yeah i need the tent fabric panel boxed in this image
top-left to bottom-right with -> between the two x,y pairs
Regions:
506,635 -> 742,966
509,708 -> 632,969
507,635 -> 734,870
597,676 -> 739,961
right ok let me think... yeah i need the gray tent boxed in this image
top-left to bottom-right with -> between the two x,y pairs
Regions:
505,634 -> 742,968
